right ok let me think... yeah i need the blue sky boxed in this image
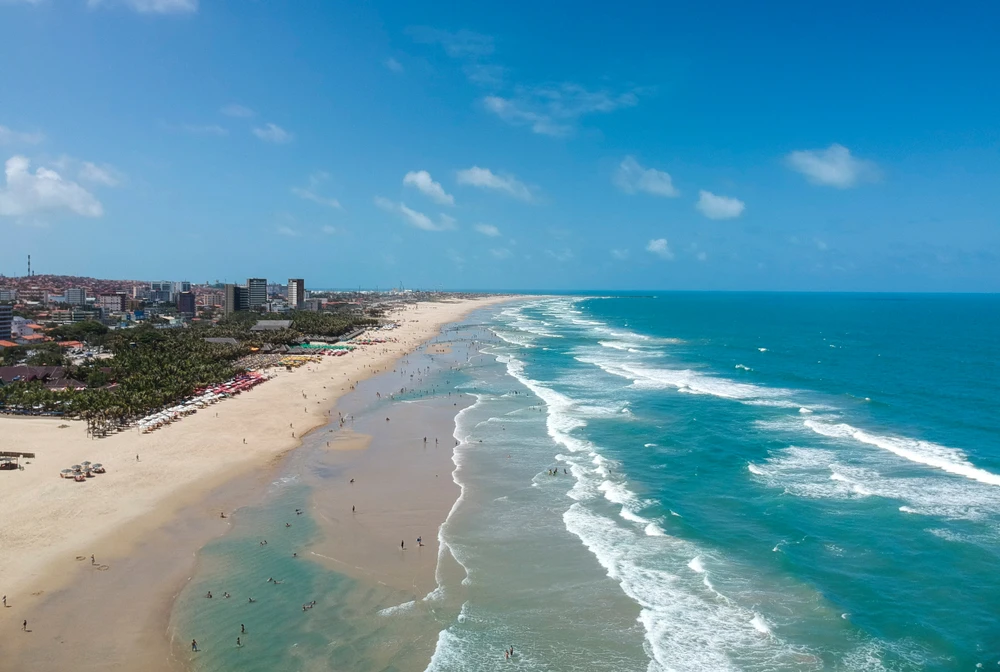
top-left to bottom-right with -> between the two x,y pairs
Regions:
1,0 -> 998,291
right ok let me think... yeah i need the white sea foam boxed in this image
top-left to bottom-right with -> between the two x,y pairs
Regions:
750,613 -> 772,635
645,443 -> 657,448
645,522 -> 666,536
687,556 -> 705,573
750,446 -> 1000,521
377,600 -> 415,617
564,504 -> 818,671
735,364 -> 752,371
577,356 -> 796,408
803,419 -> 1000,487
758,347 -> 768,352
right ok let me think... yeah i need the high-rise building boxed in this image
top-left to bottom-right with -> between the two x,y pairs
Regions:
224,284 -> 249,315
0,303 -> 12,341
247,278 -> 267,309
65,288 -> 86,306
172,281 -> 191,301
177,291 -> 196,316
149,281 -> 172,303
287,278 -> 305,310
97,293 -> 126,313
0,289 -> 17,302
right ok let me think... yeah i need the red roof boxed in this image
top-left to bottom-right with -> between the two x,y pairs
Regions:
0,340 -> 17,348
58,341 -> 85,348
21,334 -> 48,341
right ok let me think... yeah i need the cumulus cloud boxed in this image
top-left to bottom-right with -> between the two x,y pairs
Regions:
0,155 -> 103,218
403,170 -> 454,205
696,190 -> 745,219
253,123 -> 293,144
456,166 -> 532,201
374,196 -> 455,232
490,248 -> 512,259
474,223 -> 500,237
786,144 -> 878,188
384,57 -> 404,73
646,238 -> 674,260
0,124 -> 44,145
613,156 -> 679,197
87,0 -> 197,13
484,83 -> 641,136
321,225 -> 337,235
546,248 -> 573,262
276,225 -> 299,237
221,104 -> 255,118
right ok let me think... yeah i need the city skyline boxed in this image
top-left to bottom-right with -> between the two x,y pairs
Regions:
1,1 -> 998,292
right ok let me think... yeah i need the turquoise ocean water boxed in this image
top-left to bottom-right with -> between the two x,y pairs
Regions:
178,294 -> 1000,671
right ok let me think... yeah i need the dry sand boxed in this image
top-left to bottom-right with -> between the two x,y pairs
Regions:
0,297 -> 514,644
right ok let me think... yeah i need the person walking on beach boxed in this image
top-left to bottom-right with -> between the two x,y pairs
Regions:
191,639 -> 197,652
237,637 -> 241,647
2,595 -> 6,607
22,619 -> 27,631
401,540 -> 405,550
241,624 -> 245,634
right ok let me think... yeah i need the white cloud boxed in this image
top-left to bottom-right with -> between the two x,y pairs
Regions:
475,223 -> 500,237
646,238 -> 674,260
490,248 -> 512,259
786,144 -> 878,188
0,124 -> 44,145
696,251 -> 708,262
0,155 -> 103,218
321,225 -> 337,235
696,190 -> 745,220
456,166 -> 532,201
87,0 -> 197,13
611,248 -> 629,260
292,187 -> 340,209
483,83 -> 641,136
406,26 -> 495,58
293,172 -> 341,208
374,196 -> 454,232
546,248 -> 573,262
78,161 -> 124,187
384,58 -> 403,73
403,170 -> 454,205
614,156 -> 679,197
180,124 -> 228,136
253,123 -> 293,144
276,225 -> 299,237
221,104 -> 255,118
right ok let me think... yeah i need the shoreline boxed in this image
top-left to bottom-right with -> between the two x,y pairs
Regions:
0,296 -> 519,670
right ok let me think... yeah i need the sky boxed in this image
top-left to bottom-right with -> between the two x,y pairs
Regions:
1,0 -> 998,292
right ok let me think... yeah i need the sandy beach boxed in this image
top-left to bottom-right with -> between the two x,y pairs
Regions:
0,296 -> 515,670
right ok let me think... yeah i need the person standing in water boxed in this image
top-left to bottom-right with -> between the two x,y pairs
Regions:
191,639 -> 198,652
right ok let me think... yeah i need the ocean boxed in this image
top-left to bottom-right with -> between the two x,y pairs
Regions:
175,293 -> 1000,671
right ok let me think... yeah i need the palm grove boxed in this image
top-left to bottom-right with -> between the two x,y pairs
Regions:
0,311 -> 377,436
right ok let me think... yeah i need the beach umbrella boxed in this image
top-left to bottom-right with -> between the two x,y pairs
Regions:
61,469 -> 72,476
81,461 -> 92,466
71,464 -> 82,470
92,463 -> 102,468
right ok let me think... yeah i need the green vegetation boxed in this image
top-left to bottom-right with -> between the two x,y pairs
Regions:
0,311 -> 376,436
